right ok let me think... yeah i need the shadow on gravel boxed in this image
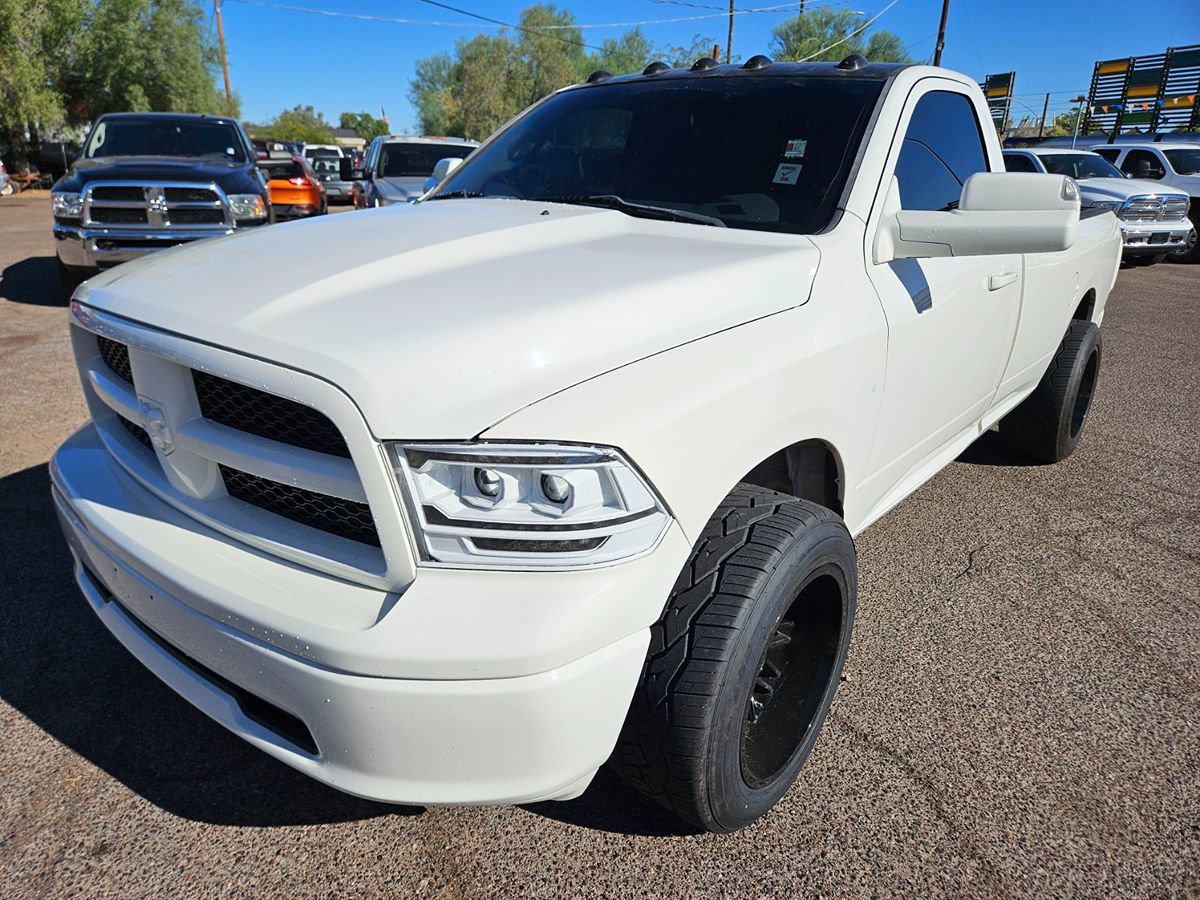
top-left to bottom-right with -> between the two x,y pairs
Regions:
956,431 -> 1042,467
523,768 -> 701,838
0,255 -> 67,307
0,463 -> 419,827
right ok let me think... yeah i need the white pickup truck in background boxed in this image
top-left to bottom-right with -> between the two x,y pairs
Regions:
53,56 -> 1121,832
1003,147 -> 1191,265
1092,142 -> 1200,263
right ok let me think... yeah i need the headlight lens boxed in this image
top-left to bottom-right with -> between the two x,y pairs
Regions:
389,442 -> 670,569
52,192 -> 84,219
228,193 -> 268,220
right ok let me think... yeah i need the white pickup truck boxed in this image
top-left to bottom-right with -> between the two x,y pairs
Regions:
53,56 -> 1121,832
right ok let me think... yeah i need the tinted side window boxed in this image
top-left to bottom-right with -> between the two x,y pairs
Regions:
1093,147 -> 1120,164
895,91 -> 989,211
1121,149 -> 1165,179
1003,153 -> 1038,173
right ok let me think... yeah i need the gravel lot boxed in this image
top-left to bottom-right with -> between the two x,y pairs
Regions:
1,190 -> 1197,898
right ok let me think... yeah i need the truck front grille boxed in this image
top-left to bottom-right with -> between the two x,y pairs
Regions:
87,334 -> 384,552
1161,197 -> 1190,220
220,465 -> 380,546
192,370 -> 351,458
83,183 -> 230,229
97,336 -> 133,383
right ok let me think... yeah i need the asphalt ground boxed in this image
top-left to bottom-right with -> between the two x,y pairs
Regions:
1,190 -> 1197,898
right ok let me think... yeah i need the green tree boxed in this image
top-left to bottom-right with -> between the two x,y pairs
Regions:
256,105 -> 335,144
452,33 -> 519,141
67,0 -> 230,121
587,28 -> 653,76
339,111 -> 390,141
1043,108 -> 1082,138
0,0 -> 85,168
410,51 -> 458,137
657,33 -> 721,68
769,8 -> 911,64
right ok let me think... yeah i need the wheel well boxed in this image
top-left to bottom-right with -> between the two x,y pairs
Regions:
741,439 -> 843,517
1073,289 -> 1096,323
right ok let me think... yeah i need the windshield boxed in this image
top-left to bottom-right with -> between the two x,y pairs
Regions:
1037,153 -> 1122,180
84,119 -> 245,162
1164,148 -> 1200,176
380,143 -> 473,178
430,76 -> 884,234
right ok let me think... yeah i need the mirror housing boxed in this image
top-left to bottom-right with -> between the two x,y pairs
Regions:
874,172 -> 1080,264
423,156 -> 464,193
338,157 -> 354,181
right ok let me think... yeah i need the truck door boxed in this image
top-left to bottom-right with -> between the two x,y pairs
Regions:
864,86 -> 1022,488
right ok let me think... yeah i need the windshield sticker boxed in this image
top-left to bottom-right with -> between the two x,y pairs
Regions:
773,163 -> 802,185
784,138 -> 807,159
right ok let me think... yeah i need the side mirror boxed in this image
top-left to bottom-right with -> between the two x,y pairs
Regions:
423,156 -> 464,193
338,158 -> 353,181
874,172 -> 1079,264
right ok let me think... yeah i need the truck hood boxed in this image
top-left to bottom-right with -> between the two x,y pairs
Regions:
81,199 -> 818,437
1077,177 -> 1188,202
377,176 -> 427,202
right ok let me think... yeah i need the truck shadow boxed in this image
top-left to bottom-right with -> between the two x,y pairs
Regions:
0,463 -> 417,827
524,768 -> 701,837
956,431 -> 1042,467
0,256 -> 68,307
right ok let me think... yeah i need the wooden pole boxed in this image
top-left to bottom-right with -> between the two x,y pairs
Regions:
726,0 -> 734,64
1037,92 -> 1050,139
215,0 -> 234,116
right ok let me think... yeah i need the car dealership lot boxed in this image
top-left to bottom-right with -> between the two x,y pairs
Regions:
1,191 -> 1196,897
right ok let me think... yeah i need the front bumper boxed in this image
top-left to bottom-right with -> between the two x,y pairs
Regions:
54,223 -> 238,268
1118,220 -> 1191,254
51,424 -> 682,805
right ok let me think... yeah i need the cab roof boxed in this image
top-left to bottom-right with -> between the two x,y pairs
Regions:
573,56 -> 908,89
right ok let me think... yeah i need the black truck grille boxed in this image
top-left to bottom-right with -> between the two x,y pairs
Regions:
118,415 -> 155,451
97,336 -> 133,383
169,208 -> 226,225
193,371 -> 351,458
91,207 -> 149,225
91,186 -> 144,202
220,466 -> 380,546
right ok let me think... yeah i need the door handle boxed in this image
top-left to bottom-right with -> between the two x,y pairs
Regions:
988,270 -> 1019,291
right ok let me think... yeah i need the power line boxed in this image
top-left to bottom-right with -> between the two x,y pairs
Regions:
794,0 -> 900,62
411,0 -> 606,49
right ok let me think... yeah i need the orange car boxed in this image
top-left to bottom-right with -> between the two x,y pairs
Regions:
262,155 -> 327,220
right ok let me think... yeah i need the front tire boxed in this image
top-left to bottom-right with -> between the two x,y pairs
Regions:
1170,224 -> 1198,263
1001,320 -> 1101,463
610,484 -> 856,832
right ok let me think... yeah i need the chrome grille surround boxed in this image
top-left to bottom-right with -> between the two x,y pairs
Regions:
82,180 -> 233,229
1119,194 -> 1192,223
68,301 -> 417,591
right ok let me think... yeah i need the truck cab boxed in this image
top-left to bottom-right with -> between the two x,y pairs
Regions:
51,113 -> 271,292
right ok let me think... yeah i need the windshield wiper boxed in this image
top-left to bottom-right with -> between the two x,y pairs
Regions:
538,194 -> 726,227
424,190 -> 486,201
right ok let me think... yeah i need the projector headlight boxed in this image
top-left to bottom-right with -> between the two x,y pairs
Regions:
228,193 -> 268,220
52,192 -> 84,219
390,442 -> 670,569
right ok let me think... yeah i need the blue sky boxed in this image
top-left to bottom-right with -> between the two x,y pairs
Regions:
216,0 -> 1199,129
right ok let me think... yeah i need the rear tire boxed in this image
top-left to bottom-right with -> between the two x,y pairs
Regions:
1001,321 -> 1101,463
610,484 -> 856,833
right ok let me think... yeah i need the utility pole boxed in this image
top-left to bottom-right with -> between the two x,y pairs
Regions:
726,0 -> 734,64
215,0 -> 234,117
932,0 -> 950,67
1037,92 -> 1050,139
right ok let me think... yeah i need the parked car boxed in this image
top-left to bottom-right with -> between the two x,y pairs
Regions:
262,154 -> 327,220
0,159 -> 11,196
51,112 -> 271,295
1090,142 -> 1200,262
355,135 -> 477,207
53,58 -> 1121,833
302,144 -> 353,204
1004,148 -> 1190,265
